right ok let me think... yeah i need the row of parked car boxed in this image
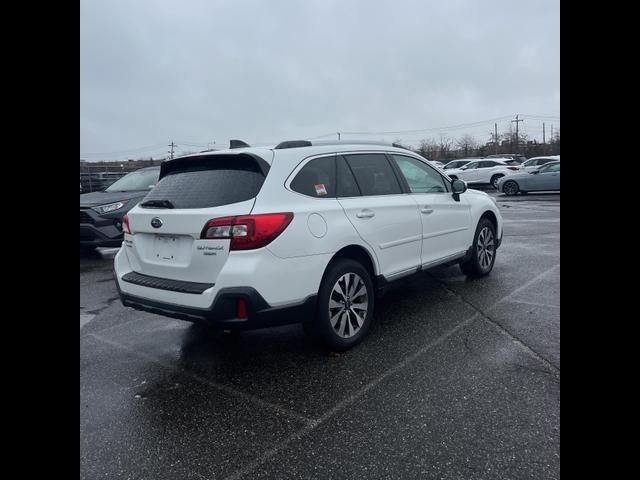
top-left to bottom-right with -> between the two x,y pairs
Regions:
432,154 -> 560,195
80,148 -> 559,251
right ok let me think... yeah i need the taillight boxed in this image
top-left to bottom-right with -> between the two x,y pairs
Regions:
200,213 -> 294,250
507,166 -> 520,171
123,214 -> 132,234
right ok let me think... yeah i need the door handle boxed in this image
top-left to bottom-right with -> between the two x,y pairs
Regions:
356,209 -> 375,219
421,207 -> 434,214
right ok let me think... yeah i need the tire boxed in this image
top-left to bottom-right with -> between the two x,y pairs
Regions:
490,174 -> 504,189
459,218 -> 497,278
309,258 -> 375,352
502,180 -> 519,196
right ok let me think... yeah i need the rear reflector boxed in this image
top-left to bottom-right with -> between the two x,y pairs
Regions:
236,298 -> 248,319
201,213 -> 294,250
123,214 -> 132,234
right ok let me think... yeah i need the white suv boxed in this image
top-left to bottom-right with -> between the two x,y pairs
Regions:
445,158 -> 521,189
115,140 -> 503,350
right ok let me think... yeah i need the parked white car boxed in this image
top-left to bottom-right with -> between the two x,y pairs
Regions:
115,140 -> 503,350
445,158 -> 521,189
442,158 -> 481,171
520,155 -> 560,172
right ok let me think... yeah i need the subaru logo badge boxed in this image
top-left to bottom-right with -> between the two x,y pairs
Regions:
151,217 -> 163,229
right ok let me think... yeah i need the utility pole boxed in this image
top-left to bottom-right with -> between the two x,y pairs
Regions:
511,114 -> 524,154
168,141 -> 175,160
494,122 -> 499,154
337,132 -> 341,141
543,123 -> 546,154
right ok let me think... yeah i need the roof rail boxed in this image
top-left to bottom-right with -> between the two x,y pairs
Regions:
229,139 -> 251,149
274,140 -> 312,149
273,139 -> 412,151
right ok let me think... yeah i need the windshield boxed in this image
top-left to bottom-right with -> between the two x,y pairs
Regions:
105,168 -> 160,192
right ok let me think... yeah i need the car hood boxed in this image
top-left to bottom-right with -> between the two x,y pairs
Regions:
80,190 -> 148,207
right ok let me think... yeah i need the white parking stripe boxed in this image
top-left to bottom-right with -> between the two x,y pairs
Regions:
80,314 -> 96,329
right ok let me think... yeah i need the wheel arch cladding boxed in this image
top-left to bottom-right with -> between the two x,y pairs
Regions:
328,245 -> 378,282
480,210 -> 498,231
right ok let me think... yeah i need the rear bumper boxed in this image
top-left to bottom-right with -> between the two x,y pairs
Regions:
116,279 -> 317,330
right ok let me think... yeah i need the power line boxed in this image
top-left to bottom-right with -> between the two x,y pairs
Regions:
80,143 -> 167,156
337,116 -> 515,136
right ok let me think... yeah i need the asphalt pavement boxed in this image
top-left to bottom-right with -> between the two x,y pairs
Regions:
80,192 -> 560,480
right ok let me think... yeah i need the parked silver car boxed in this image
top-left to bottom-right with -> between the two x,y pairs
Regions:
497,161 -> 560,195
520,155 -> 560,172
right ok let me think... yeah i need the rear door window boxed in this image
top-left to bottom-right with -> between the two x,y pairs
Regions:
479,161 -> 497,168
336,156 -> 361,197
290,155 -> 336,198
343,154 -> 402,196
142,155 -> 266,209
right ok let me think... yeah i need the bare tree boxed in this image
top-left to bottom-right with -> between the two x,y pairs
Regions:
416,139 -> 430,158
416,139 -> 439,159
455,134 -> 478,156
438,135 -> 453,160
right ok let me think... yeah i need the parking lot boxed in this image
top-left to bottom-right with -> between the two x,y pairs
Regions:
80,192 -> 560,480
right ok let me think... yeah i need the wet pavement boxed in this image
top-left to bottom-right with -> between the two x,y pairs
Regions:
80,193 -> 560,480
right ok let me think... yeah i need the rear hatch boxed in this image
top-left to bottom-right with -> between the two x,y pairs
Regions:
124,153 -> 269,284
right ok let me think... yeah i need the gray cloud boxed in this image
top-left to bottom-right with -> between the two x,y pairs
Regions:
80,0 -> 559,159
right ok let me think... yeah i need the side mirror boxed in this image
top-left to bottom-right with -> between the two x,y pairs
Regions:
531,170 -> 540,174
451,179 -> 467,202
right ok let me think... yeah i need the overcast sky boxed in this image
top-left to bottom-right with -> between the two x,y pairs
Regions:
80,0 -> 559,160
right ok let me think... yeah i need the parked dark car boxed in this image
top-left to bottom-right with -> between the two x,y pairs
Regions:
80,171 -> 128,193
80,167 -> 160,250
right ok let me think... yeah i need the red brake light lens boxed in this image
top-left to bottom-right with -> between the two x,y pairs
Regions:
201,213 -> 294,250
123,214 -> 132,234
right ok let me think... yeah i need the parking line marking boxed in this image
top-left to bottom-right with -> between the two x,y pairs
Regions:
430,264 -> 560,376
80,314 -> 96,329
222,315 -> 478,480
506,299 -> 560,309
496,264 -> 559,307
503,219 -> 560,223
89,333 -> 315,426
80,315 -> 143,339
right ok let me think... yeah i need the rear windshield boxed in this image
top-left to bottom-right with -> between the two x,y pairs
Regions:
141,155 -> 266,209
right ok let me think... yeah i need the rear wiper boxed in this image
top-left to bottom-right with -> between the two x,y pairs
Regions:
139,199 -> 174,209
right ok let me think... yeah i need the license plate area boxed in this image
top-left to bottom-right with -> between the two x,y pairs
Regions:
154,235 -> 180,262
